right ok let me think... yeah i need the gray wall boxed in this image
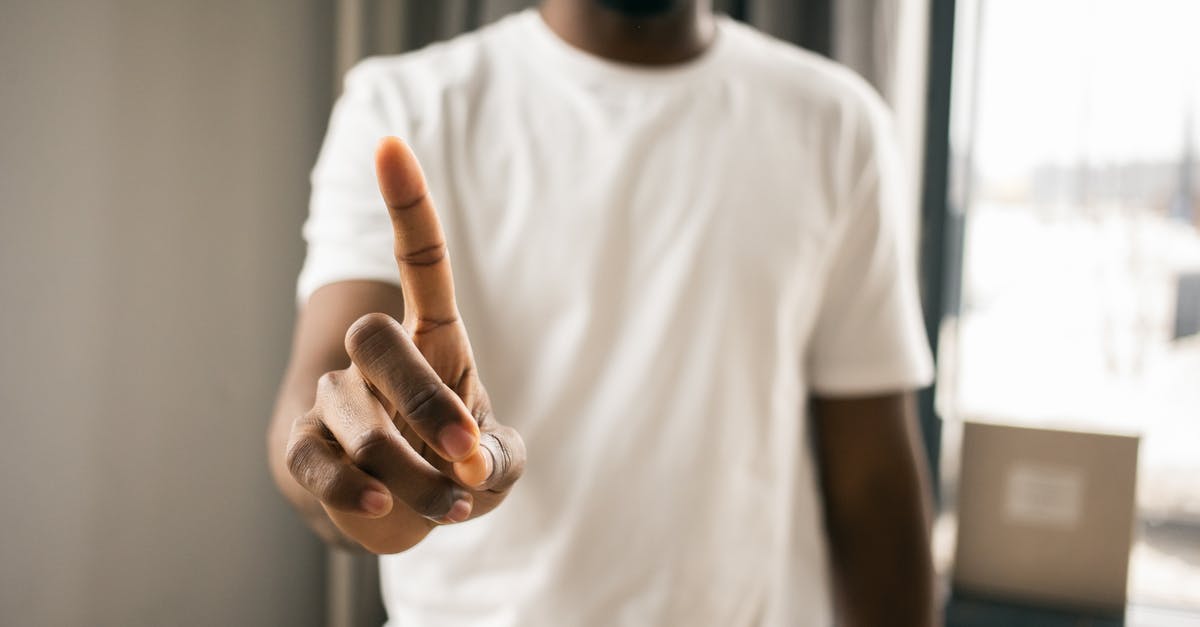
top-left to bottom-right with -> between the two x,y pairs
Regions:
0,1 -> 333,625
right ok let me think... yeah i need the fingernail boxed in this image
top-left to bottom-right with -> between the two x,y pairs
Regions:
439,424 -> 477,460
454,449 -> 492,488
360,489 -> 391,516
444,498 -> 472,523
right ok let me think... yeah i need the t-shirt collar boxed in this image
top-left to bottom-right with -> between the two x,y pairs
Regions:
513,8 -> 731,87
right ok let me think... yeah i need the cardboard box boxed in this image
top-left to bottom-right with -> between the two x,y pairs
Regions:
953,421 -> 1140,612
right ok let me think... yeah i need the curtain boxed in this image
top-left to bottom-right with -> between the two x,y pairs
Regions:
325,2 -> 930,625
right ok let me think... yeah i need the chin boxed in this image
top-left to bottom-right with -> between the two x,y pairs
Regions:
596,0 -> 682,17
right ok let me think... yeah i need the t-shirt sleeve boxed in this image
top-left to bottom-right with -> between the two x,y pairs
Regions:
295,60 -> 404,304
806,91 -> 935,396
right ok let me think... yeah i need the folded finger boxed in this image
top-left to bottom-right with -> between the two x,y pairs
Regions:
345,312 -> 480,463
286,410 -> 394,518
316,367 -> 474,522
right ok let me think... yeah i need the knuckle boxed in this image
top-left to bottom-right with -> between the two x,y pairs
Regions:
315,370 -> 341,394
285,434 -> 322,485
347,427 -> 395,465
396,242 -> 447,267
345,312 -> 401,357
308,464 -> 355,504
391,189 -> 428,212
402,383 -> 454,428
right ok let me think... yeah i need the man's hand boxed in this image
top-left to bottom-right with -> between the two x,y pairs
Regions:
283,137 -> 525,554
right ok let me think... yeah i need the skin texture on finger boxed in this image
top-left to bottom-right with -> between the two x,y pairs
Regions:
314,366 -> 474,522
344,312 -> 481,464
375,137 -> 460,330
392,371 -> 519,491
285,411 -> 393,517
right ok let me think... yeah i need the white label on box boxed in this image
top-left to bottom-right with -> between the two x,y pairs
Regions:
1003,462 -> 1085,529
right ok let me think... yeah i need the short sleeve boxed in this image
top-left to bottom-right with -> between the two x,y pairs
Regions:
806,92 -> 934,396
295,60 -> 405,304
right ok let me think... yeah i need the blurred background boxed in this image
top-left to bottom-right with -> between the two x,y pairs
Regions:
0,2 -> 333,626
934,1 -> 1200,624
0,1 -> 1196,626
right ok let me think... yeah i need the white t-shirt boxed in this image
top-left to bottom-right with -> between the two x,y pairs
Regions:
298,9 -> 933,627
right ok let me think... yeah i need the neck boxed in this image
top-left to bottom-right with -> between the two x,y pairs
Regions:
538,0 -> 715,66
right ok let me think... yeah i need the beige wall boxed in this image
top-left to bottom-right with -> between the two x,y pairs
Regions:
0,1 -> 333,625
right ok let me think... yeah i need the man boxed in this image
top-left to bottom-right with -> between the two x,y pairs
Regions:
267,0 -> 938,625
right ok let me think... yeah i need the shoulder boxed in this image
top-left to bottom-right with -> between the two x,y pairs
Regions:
720,18 -> 890,132
339,13 -> 522,128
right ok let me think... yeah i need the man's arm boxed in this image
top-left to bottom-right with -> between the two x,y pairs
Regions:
812,391 -> 938,627
266,280 -> 407,551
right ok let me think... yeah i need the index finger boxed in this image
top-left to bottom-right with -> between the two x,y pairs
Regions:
375,137 -> 459,328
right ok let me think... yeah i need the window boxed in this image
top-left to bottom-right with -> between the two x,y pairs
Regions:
937,0 -> 1200,612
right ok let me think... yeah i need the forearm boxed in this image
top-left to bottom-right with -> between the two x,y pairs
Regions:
812,392 -> 939,627
823,462 -> 937,627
